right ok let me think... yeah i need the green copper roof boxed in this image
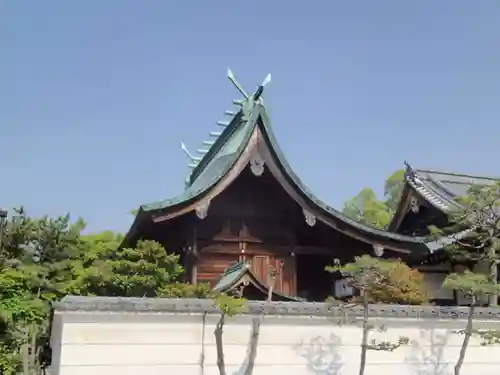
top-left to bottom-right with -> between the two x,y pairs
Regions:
213,261 -> 303,302
140,71 -> 269,213
126,73 -> 457,254
212,261 -> 250,292
140,109 -> 258,212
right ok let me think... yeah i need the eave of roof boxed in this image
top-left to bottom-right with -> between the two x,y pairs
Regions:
256,106 -> 436,249
122,107 -> 260,245
402,164 -> 498,214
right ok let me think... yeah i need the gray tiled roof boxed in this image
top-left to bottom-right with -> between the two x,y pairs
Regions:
54,296 -> 500,320
406,166 -> 499,212
392,165 -> 499,252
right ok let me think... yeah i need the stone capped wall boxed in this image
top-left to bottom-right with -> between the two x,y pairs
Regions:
50,297 -> 500,375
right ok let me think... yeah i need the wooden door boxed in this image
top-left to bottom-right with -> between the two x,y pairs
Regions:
250,255 -> 296,297
279,255 -> 296,296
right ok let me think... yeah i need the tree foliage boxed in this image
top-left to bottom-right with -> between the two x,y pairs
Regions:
342,170 -> 404,229
430,180 -> 500,375
341,172 -> 500,375
430,180 -> 500,305
326,255 -> 429,305
0,208 -> 214,374
361,260 -> 429,305
430,181 -> 500,258
326,255 -> 421,375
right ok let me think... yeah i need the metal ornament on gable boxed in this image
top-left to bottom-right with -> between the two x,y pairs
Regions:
195,200 -> 210,220
372,243 -> 384,257
303,208 -> 317,227
249,150 -> 266,176
410,196 -> 420,213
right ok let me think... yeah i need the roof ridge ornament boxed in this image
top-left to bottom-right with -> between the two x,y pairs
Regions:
404,160 -> 423,185
404,160 -> 419,182
227,68 -> 249,99
227,68 -> 271,106
404,160 -> 413,178
181,69 -> 272,187
181,142 -> 201,163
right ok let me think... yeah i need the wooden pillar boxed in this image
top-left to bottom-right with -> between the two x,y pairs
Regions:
190,223 -> 198,284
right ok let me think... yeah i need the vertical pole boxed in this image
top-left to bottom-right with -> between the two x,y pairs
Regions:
0,209 -> 7,253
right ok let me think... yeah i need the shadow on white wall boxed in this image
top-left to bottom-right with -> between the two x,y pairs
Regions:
405,329 -> 451,375
295,334 -> 343,375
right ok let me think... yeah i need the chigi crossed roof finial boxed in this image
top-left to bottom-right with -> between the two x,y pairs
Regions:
227,68 -> 271,104
180,69 -> 271,186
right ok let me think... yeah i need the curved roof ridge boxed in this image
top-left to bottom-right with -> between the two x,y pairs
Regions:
140,109 -> 259,212
257,105 -> 429,244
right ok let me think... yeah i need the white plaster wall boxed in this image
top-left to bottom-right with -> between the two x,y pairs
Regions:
50,311 -> 500,375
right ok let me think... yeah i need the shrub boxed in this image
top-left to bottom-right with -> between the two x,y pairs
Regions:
364,260 -> 429,305
336,258 -> 430,305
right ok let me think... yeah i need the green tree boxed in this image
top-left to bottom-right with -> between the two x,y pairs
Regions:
342,170 -> 404,229
355,259 -> 429,305
0,208 -> 214,374
0,267 -> 49,374
0,208 -> 80,374
342,188 -> 392,229
426,181 -> 500,374
383,169 -> 405,212
430,180 -> 500,305
326,255 -> 415,375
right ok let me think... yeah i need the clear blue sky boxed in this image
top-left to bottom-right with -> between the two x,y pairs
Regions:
1,1 -> 499,233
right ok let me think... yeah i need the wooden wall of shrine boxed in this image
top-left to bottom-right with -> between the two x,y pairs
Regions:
149,165 -> 474,304
183,166 -> 373,300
